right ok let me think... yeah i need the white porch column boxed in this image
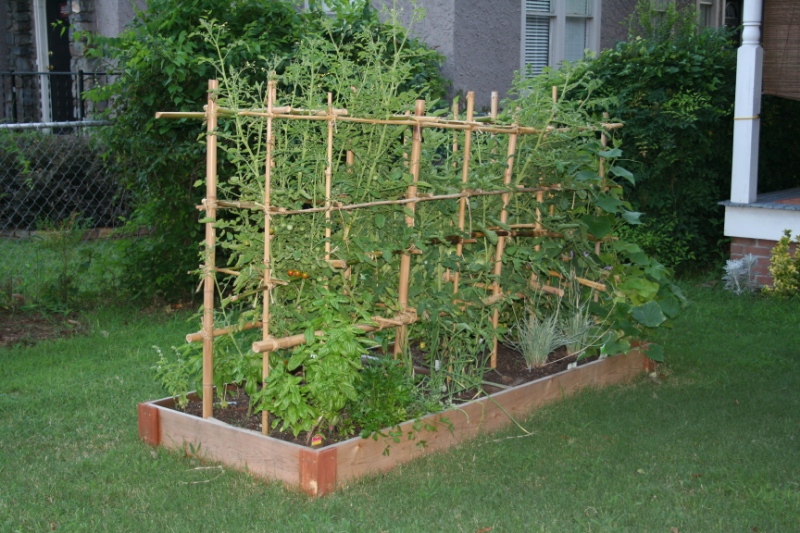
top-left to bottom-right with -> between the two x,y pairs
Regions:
32,0 -> 52,124
730,0 -> 763,204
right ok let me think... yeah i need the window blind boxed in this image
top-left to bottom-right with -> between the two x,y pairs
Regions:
525,15 -> 550,75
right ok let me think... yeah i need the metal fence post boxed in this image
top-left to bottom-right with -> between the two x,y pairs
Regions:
77,70 -> 84,121
10,70 -> 18,123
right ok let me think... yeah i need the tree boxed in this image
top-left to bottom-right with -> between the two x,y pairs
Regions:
84,0 -> 446,300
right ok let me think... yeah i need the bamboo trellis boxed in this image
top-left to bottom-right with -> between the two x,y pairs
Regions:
159,80 -> 622,427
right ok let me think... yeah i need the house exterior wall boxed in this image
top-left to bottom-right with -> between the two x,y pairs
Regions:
451,0 -> 520,110
601,0 -> 639,49
95,0 -> 145,38
729,236 -> 797,286
388,0 -> 645,109
2,0 -> 36,73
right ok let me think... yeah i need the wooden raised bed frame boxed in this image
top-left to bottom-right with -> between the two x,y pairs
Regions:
138,349 -> 654,497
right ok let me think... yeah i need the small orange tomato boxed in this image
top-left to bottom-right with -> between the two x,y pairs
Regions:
301,272 -> 310,279
287,269 -> 296,277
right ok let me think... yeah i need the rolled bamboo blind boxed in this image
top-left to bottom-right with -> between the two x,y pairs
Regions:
762,0 -> 800,101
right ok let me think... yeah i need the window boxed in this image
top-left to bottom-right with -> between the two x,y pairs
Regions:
698,0 -> 723,28
521,0 -> 600,76
724,1 -> 742,27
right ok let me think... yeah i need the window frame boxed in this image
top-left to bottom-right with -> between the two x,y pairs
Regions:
520,0 -> 601,77
697,0 -> 723,28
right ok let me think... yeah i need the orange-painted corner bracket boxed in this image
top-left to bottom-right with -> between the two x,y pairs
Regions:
299,447 -> 337,497
137,402 -> 160,446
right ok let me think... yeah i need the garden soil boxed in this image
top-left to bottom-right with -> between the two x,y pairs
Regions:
177,344 -> 597,448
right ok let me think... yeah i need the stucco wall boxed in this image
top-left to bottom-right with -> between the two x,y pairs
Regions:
95,0 -> 146,37
452,0 -> 520,110
601,0 -> 638,49
381,0 -> 519,109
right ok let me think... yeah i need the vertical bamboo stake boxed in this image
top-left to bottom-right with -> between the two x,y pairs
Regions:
452,91 -> 475,294
594,114 -> 610,303
344,149 -> 354,283
599,117 -> 609,181
451,99 -> 459,161
202,79 -> 219,419
490,91 -> 498,122
394,99 -> 425,358
490,131 -> 518,368
325,93 -> 334,262
445,99 -> 459,286
261,80 -> 276,435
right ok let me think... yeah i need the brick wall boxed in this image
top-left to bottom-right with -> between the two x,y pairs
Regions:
729,237 -> 798,287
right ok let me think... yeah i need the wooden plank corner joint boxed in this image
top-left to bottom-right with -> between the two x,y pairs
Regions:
299,447 -> 337,497
137,402 -> 160,446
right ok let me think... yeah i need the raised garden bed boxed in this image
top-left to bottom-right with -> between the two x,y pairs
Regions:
138,348 -> 653,497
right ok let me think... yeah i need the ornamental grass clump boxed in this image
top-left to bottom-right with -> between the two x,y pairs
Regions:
507,306 -> 566,370
561,302 -> 594,357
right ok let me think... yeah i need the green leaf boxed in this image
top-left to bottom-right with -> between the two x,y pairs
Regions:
576,170 -> 599,182
599,148 -> 622,158
631,301 -> 667,328
594,196 -> 623,213
609,165 -> 635,184
644,343 -> 665,363
287,351 -> 306,371
476,224 -> 498,245
621,210 -> 643,225
580,214 -> 614,239
375,214 -> 386,229
657,297 -> 681,319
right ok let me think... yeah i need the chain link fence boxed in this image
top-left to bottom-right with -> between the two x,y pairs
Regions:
0,121 -> 132,309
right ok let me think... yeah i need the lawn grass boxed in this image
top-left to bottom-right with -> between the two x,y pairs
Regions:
0,236 -> 125,310
1,286 -> 798,532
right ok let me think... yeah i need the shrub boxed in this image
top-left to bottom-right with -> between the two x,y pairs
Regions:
83,0 -> 446,301
530,0 -> 737,271
0,130 -> 128,230
763,230 -> 800,297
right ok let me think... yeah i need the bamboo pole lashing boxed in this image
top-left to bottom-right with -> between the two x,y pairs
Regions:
394,99 -> 425,358
546,270 -> 607,292
186,321 -> 263,343
214,267 -> 240,277
252,309 -> 418,354
226,279 -> 289,304
201,79 -> 219,420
